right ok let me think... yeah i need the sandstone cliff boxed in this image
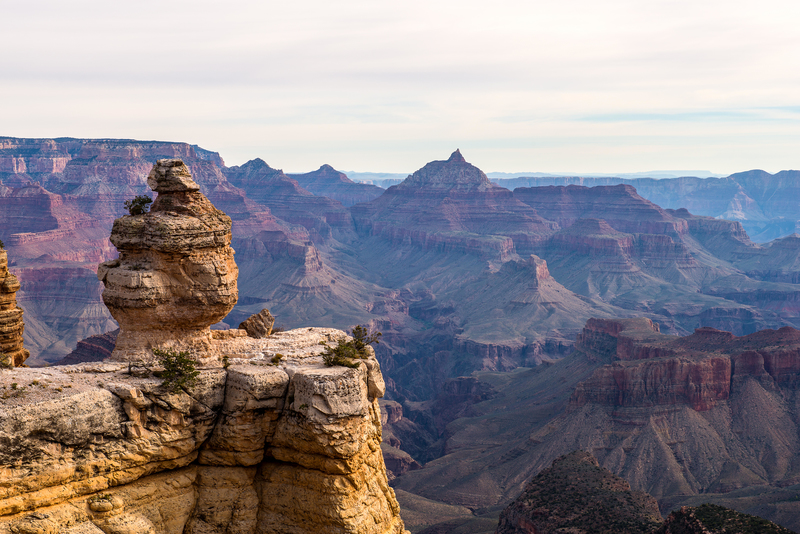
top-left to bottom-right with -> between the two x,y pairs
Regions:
0,159 -> 406,534
0,328 -> 405,534
0,249 -> 27,366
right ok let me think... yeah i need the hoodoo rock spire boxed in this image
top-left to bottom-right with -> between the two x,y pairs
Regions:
97,159 -> 238,361
0,249 -> 28,366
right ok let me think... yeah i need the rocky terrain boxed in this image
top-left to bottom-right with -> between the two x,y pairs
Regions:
657,504 -> 796,534
3,137 -> 800,531
494,452 -> 794,534
495,451 -> 663,534
0,160 -> 406,534
289,164 -> 384,207
496,171 -> 800,243
391,318 -> 800,532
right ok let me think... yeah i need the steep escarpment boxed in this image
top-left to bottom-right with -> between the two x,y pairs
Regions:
514,184 -> 688,237
0,137 -> 82,184
0,161 -> 406,534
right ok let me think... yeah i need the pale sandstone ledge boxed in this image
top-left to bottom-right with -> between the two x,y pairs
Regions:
0,328 -> 405,534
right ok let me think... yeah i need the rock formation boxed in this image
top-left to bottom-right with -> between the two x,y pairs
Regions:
55,329 -> 119,366
224,158 -> 356,242
97,159 -> 238,361
0,249 -> 27,366
0,162 -> 406,533
350,150 -> 558,258
495,451 -> 662,534
289,164 -> 385,207
238,308 -> 275,338
657,504 -> 796,534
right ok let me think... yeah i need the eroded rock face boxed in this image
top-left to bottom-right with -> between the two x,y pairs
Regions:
0,249 -> 27,366
97,159 -> 238,361
0,328 -> 406,534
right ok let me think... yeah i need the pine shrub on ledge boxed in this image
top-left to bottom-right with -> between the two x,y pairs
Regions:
153,348 -> 199,393
322,325 -> 381,368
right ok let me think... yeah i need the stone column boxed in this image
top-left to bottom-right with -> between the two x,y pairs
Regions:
98,159 -> 238,362
0,249 -> 28,367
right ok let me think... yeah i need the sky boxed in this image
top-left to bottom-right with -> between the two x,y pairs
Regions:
2,0 -> 800,174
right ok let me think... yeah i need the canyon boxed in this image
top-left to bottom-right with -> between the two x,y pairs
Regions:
3,137 -> 800,531
0,160 -> 406,534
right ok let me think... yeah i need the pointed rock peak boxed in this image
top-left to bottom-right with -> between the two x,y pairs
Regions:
448,149 -> 466,163
398,150 -> 495,191
242,157 -> 279,171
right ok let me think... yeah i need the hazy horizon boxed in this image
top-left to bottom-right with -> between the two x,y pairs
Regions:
3,0 -> 799,174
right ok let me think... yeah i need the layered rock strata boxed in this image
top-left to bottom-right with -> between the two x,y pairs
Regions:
570,318 -> 800,412
0,328 -> 405,534
0,161 -> 406,533
97,159 -> 238,361
0,250 -> 27,366
350,150 -> 558,259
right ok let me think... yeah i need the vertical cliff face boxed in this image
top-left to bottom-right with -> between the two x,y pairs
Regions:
0,250 -> 27,366
0,159 -> 406,534
97,159 -> 238,361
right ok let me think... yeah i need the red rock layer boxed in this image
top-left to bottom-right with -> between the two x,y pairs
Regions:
54,329 -> 119,365
514,183 -> 689,236
224,159 -> 355,241
0,137 -> 82,181
571,318 -> 800,412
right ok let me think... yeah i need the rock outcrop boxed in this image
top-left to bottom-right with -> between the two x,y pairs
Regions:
238,308 -> 275,338
0,329 -> 405,534
97,160 -> 238,362
0,162 -> 406,534
657,504 -> 796,534
569,319 -> 800,412
0,249 -> 27,366
495,451 -> 662,534
224,159 -> 356,241
55,329 -> 119,366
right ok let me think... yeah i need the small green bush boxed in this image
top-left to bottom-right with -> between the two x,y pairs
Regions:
271,353 -> 284,365
124,195 -> 153,216
322,325 -> 381,368
0,239 -> 4,249
153,348 -> 199,393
